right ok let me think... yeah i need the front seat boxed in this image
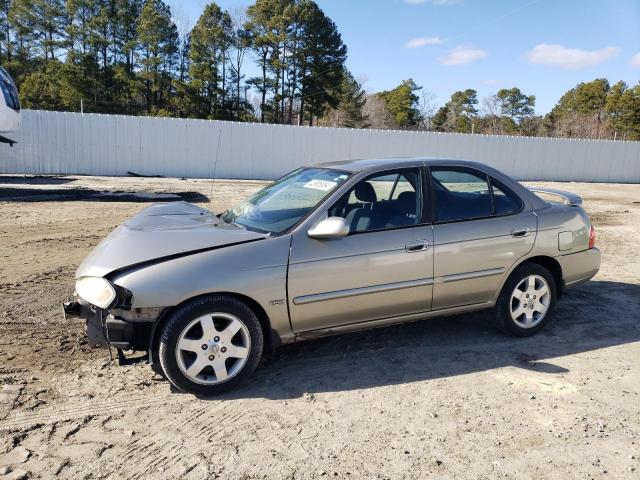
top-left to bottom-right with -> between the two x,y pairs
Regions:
344,182 -> 377,232
387,191 -> 417,227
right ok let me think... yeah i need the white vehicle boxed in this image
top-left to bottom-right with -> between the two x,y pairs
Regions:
0,65 -> 20,146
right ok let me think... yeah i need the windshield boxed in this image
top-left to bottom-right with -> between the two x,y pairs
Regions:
220,168 -> 350,234
0,66 -> 20,111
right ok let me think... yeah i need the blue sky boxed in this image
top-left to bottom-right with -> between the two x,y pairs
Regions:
173,0 -> 640,114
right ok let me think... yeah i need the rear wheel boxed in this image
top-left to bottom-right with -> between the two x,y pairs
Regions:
158,295 -> 263,396
493,263 -> 557,336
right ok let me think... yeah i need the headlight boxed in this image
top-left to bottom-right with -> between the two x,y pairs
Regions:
75,277 -> 117,309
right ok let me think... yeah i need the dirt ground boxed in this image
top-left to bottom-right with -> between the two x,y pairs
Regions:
0,174 -> 639,480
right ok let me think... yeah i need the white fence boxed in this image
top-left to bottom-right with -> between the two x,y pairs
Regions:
2,109 -> 639,182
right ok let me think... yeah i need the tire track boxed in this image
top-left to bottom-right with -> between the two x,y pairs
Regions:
115,403 -> 246,480
0,393 -> 184,431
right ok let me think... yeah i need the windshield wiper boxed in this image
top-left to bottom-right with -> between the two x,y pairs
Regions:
218,210 -> 233,224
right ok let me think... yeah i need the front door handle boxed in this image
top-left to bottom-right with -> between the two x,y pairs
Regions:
511,227 -> 530,238
406,241 -> 429,252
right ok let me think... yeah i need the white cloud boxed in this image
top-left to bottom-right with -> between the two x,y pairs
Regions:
631,52 -> 640,68
404,0 -> 463,5
439,45 -> 487,65
405,36 -> 445,49
526,44 -> 620,69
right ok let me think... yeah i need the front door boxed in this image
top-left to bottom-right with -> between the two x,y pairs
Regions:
429,167 -> 537,310
288,168 -> 434,333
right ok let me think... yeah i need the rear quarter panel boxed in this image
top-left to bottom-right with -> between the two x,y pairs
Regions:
534,205 -> 591,256
488,204 -> 595,301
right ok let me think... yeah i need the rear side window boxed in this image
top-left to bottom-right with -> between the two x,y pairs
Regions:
492,182 -> 522,216
431,169 -> 492,222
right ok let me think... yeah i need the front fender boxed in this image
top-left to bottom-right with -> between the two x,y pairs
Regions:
109,235 -> 293,342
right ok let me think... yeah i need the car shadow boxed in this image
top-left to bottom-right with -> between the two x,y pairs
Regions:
212,280 -> 639,400
0,175 -> 78,185
0,186 -> 209,203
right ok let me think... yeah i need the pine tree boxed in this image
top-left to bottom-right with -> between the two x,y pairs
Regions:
377,79 -> 423,129
189,2 -> 233,119
0,0 -> 11,64
335,70 -> 368,128
296,0 -> 346,125
245,0 -> 291,123
9,0 -> 67,61
137,0 -> 178,115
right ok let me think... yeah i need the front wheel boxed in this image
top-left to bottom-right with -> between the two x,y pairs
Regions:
493,263 -> 557,337
158,295 -> 264,396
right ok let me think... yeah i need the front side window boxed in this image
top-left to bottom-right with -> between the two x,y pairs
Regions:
329,169 -> 422,233
431,168 -> 492,222
221,168 -> 349,234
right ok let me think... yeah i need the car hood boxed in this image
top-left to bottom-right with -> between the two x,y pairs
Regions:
76,202 -> 267,278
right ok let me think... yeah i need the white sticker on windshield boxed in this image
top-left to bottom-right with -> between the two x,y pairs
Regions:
304,179 -> 337,191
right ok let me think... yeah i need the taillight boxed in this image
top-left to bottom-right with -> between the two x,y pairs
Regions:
588,224 -> 596,249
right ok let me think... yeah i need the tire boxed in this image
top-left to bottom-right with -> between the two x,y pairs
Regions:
158,295 -> 264,396
493,263 -> 557,337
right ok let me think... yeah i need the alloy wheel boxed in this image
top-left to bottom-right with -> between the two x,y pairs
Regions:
175,313 -> 251,385
509,274 -> 551,328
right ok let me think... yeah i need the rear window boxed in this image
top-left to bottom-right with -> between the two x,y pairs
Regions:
492,182 -> 522,216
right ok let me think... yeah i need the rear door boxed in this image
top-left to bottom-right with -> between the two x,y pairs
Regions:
429,166 -> 536,310
287,167 -> 434,332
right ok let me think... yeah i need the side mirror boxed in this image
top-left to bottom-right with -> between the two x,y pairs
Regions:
307,217 -> 350,239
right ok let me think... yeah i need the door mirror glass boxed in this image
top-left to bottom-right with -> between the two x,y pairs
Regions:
308,217 -> 350,239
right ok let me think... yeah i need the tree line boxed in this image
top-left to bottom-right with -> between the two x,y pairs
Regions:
1,0 -> 638,140
360,78 -> 640,141
0,0 -> 362,126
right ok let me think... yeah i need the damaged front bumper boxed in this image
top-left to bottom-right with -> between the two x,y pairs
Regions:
63,299 -> 156,352
63,299 -> 109,348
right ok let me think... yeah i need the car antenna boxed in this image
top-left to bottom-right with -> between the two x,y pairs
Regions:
209,126 -> 222,209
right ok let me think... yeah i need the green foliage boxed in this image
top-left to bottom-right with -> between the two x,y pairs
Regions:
377,79 -> 422,128
19,59 -> 64,109
189,3 -> 232,118
0,0 -> 639,141
432,89 -> 478,133
611,83 -> 640,140
244,0 -> 346,125
545,78 -> 639,140
1,0 -> 10,63
9,0 -> 67,60
319,69 -> 368,128
137,0 -> 179,114
495,87 -> 535,122
336,70 -> 368,128
245,0 -> 290,122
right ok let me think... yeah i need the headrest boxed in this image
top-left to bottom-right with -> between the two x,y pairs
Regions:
397,191 -> 416,208
354,182 -> 377,203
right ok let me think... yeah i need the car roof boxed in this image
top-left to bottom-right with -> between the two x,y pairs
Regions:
314,157 -> 489,173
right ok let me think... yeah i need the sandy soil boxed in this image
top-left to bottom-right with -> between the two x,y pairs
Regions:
0,174 -> 639,479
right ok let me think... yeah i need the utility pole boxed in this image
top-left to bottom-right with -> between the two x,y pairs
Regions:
80,99 -> 84,114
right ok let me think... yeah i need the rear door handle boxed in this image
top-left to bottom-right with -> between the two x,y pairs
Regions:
511,227 -> 530,238
406,241 -> 429,252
